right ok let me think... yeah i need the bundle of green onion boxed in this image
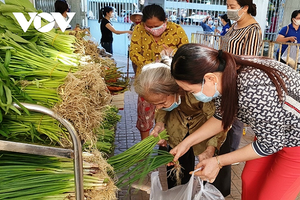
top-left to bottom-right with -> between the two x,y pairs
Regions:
0,152 -> 109,200
108,129 -> 176,188
108,129 -> 169,173
116,149 -> 174,188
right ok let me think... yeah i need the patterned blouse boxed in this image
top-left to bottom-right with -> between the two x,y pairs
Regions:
220,23 -> 262,56
129,21 -> 189,76
155,92 -> 226,156
213,59 -> 300,156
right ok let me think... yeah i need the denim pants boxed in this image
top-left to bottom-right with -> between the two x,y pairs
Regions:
101,42 -> 113,54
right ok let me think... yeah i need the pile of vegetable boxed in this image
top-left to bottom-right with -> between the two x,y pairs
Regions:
0,0 -> 178,199
0,151 -> 117,200
84,105 -> 121,154
0,0 -> 120,199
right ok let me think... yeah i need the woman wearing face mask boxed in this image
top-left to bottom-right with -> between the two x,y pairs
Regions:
169,43 -> 300,200
99,6 -> 132,54
129,4 -> 188,140
134,61 -> 226,190
275,10 -> 300,63
221,0 -> 262,55
216,14 -> 232,36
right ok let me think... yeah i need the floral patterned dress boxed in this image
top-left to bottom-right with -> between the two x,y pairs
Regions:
130,21 -> 188,132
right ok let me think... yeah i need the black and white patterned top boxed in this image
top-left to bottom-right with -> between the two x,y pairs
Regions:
214,59 -> 300,156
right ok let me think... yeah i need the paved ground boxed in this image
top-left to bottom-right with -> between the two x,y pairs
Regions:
111,54 -> 300,200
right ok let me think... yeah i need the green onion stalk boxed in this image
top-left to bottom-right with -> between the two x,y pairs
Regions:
38,46 -> 79,66
0,152 -> 110,200
108,130 -> 169,174
116,149 -> 174,188
107,130 -> 177,189
0,112 -> 71,146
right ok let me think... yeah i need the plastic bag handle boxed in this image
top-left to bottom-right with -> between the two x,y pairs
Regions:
192,168 -> 204,198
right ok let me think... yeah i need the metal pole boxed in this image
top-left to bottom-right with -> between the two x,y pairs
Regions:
13,102 -> 84,200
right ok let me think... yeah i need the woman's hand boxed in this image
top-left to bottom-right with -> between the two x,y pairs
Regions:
197,146 -> 215,162
287,36 -> 297,42
169,141 -> 191,165
150,122 -> 167,146
150,122 -> 164,137
193,156 -> 221,183
161,44 -> 175,57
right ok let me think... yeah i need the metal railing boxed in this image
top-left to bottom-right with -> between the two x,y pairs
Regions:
191,32 -> 300,71
0,102 -> 84,200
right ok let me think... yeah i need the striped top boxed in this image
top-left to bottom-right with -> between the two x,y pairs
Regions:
220,23 -> 262,56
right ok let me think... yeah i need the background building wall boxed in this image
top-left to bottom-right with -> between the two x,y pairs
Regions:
253,0 -> 269,37
281,0 -> 300,28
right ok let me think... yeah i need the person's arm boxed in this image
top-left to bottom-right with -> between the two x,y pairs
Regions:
197,145 -> 216,161
202,15 -> 210,23
194,144 -> 261,182
170,116 -> 224,162
197,101 -> 227,161
244,24 -> 262,56
161,24 -> 189,56
150,109 -> 168,146
152,109 -> 167,136
275,25 -> 297,43
276,34 -> 297,43
105,23 -> 132,35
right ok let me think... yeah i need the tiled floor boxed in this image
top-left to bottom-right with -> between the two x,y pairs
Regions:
112,54 -> 300,200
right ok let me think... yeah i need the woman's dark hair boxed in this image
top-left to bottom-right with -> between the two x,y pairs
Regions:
55,0 -> 69,14
236,0 -> 257,16
142,4 -> 166,22
171,44 -> 287,130
220,14 -> 231,27
291,10 -> 300,23
99,6 -> 113,22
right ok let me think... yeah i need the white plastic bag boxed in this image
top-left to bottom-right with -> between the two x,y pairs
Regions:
281,44 -> 300,67
150,169 -> 225,200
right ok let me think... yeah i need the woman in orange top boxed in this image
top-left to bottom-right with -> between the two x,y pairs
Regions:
129,4 -> 188,140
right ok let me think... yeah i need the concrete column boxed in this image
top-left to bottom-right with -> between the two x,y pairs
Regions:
253,0 -> 269,37
280,0 -> 300,29
68,0 -> 87,28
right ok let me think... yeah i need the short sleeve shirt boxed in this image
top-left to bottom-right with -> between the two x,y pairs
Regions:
220,23 -> 230,36
100,18 -> 113,43
277,23 -> 300,56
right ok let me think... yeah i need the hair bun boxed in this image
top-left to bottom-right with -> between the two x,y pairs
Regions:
251,3 -> 257,16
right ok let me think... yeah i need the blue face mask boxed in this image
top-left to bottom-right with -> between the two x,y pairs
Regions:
193,80 -> 220,102
162,95 -> 181,111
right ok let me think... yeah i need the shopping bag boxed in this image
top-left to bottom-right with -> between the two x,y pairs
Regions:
281,44 -> 300,67
149,168 -> 225,200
